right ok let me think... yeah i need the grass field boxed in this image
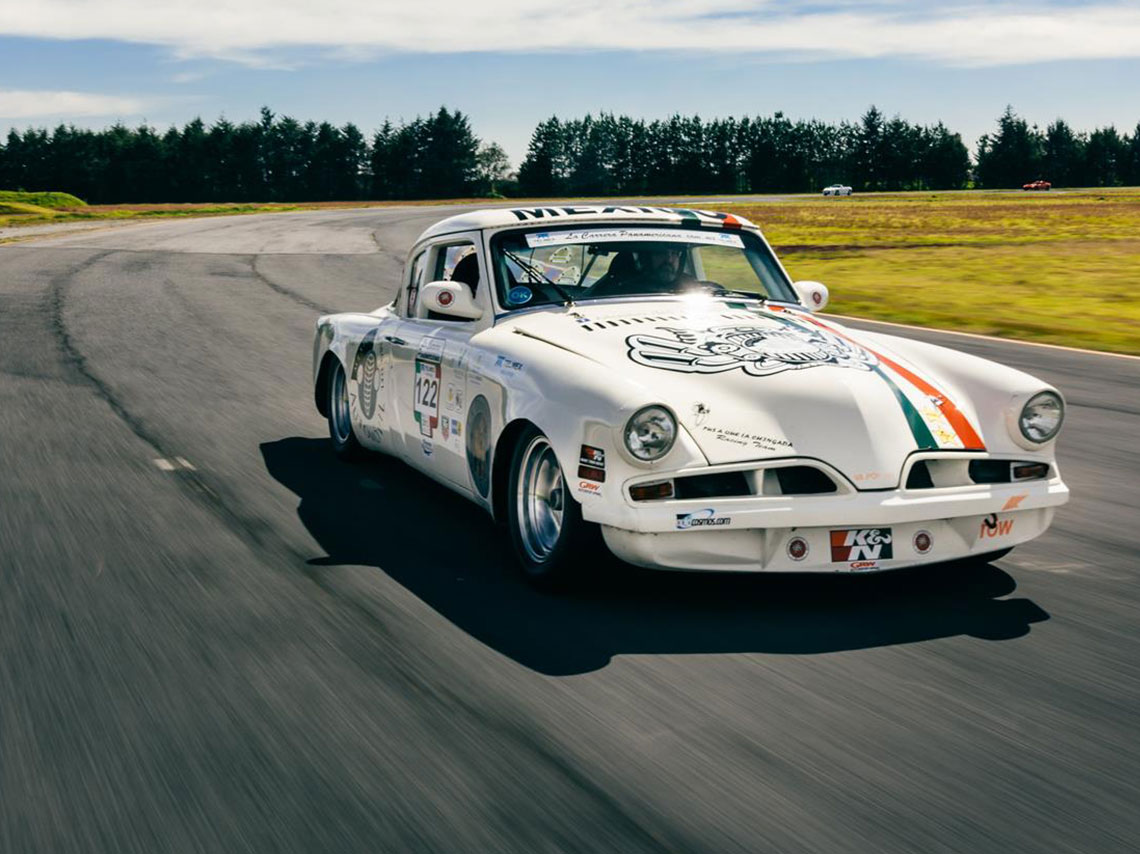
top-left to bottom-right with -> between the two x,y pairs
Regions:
3,188 -> 1138,354
725,190 -> 1140,355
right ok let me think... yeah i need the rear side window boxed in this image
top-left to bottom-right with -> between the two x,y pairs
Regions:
404,250 -> 427,317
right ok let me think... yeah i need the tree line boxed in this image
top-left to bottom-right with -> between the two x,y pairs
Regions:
0,106 -> 508,204
976,107 -> 1140,189
2,105 -> 1138,203
517,108 -> 972,195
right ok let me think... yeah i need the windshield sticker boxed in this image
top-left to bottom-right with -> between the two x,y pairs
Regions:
627,323 -> 876,377
525,228 -> 744,249
507,286 -> 533,306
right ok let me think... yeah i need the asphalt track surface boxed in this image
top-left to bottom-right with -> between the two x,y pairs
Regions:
1,206 -> 1137,853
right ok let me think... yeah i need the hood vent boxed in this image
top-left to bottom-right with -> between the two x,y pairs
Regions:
578,309 -> 760,332
580,314 -> 688,332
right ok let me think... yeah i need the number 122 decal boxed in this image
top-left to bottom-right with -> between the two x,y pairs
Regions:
414,358 -> 441,437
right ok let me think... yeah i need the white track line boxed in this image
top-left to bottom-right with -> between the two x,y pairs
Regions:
825,313 -> 1140,361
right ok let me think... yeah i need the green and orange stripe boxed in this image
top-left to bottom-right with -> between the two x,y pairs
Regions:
766,306 -> 986,451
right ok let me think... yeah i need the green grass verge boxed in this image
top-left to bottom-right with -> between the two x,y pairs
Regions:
0,190 -> 86,209
725,190 -> 1140,355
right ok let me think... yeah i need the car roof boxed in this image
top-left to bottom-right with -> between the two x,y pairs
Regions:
414,205 -> 760,243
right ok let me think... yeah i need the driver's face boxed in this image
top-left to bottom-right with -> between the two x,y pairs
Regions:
642,248 -> 682,283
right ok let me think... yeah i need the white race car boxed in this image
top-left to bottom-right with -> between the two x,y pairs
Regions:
313,206 -> 1068,587
822,184 -> 853,196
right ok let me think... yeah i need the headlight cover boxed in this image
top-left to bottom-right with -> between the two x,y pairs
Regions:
624,406 -> 677,461
1018,391 -> 1064,443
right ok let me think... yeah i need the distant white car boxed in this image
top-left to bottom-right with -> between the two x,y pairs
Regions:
822,184 -> 853,196
313,206 -> 1068,588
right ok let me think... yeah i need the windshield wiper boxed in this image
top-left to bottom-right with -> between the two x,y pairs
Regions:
504,249 -> 576,307
716,288 -> 769,302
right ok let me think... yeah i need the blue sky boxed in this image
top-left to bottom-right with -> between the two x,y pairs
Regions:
3,2 -> 1140,165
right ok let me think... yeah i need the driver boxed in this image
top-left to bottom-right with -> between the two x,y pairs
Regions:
636,246 -> 686,286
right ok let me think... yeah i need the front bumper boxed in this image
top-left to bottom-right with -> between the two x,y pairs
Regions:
597,476 -> 1068,573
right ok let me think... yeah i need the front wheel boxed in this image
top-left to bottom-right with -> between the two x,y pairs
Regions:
327,361 -> 363,460
507,426 -> 596,590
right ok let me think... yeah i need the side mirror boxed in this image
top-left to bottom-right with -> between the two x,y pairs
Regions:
792,280 -> 829,312
418,281 -> 483,321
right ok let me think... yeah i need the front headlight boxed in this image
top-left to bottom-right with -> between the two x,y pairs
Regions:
1019,391 -> 1064,443
624,405 -> 677,461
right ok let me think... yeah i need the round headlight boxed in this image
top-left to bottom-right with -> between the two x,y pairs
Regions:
624,406 -> 677,461
1019,391 -> 1064,443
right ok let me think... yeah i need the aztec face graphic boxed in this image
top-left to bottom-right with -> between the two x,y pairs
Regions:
351,329 -> 380,419
626,323 -> 877,377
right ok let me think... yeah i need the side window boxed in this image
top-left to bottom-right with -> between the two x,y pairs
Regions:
435,243 -> 480,296
404,251 -> 427,318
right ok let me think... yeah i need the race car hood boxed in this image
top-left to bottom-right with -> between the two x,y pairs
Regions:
499,300 -> 986,488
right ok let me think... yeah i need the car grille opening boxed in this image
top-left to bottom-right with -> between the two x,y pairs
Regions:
907,458 -> 1051,489
772,466 -> 837,495
673,471 -> 751,499
906,461 -> 935,489
969,460 -> 1010,483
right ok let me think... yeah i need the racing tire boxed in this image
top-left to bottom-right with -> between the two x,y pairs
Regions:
507,425 -> 597,590
327,360 -> 364,461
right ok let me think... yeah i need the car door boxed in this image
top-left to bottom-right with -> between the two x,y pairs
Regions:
388,233 -> 492,491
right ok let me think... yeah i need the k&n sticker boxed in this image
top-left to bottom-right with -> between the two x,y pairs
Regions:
830,528 -> 893,562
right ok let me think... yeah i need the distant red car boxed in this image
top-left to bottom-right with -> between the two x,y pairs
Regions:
1023,180 -> 1051,191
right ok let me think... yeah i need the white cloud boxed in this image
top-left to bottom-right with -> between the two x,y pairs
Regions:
0,1 -> 1139,66
0,89 -> 148,119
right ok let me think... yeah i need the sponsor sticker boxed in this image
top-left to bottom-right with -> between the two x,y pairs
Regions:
979,514 -> 1014,539
577,481 -> 602,497
676,509 -> 731,530
418,337 -> 445,363
494,355 -> 524,373
437,290 -> 454,307
579,445 -> 605,468
421,439 -> 433,457
444,383 -> 464,413
1002,494 -> 1027,511
830,528 -> 893,562
578,445 -> 606,482
850,561 -> 878,571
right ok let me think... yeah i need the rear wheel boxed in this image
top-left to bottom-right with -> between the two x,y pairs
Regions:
507,426 -> 595,590
327,361 -> 363,460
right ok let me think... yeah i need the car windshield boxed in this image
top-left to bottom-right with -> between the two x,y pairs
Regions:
490,225 -> 797,310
